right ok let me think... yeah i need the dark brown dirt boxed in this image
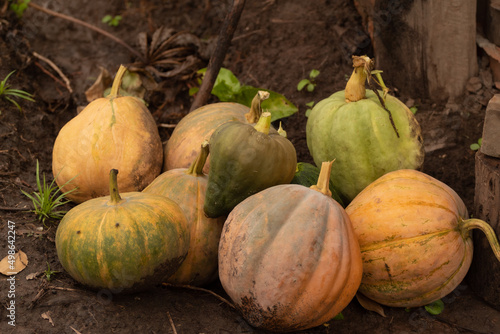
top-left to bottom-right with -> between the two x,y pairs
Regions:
1,0 -> 499,333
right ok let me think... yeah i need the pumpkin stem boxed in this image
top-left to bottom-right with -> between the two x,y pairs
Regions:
345,55 -> 372,102
245,90 -> 270,123
186,141 -> 210,176
310,160 -> 334,197
277,122 -> 287,138
109,65 -> 127,98
253,111 -> 272,134
108,169 -> 123,204
461,218 -> 500,262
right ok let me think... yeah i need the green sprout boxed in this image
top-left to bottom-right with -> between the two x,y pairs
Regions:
9,0 -> 31,18
44,262 -> 60,281
297,69 -> 320,92
305,101 -> 315,117
102,15 -> 122,27
21,160 -> 77,224
470,138 -> 482,151
0,70 -> 35,114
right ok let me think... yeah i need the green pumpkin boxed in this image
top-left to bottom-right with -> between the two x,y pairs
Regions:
291,162 -> 345,207
204,112 -> 297,218
55,169 -> 190,292
306,56 -> 424,204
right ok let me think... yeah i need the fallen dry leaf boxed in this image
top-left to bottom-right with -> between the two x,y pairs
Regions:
356,292 -> 386,317
41,311 -> 55,326
0,250 -> 28,276
85,67 -> 112,103
26,271 -> 43,280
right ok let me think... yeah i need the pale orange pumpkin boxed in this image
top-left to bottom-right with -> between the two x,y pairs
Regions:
346,169 -> 500,307
163,91 -> 269,174
218,161 -> 363,332
52,65 -> 162,203
143,141 -> 225,286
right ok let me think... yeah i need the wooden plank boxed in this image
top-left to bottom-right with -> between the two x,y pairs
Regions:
353,0 -> 478,101
468,151 -> 500,309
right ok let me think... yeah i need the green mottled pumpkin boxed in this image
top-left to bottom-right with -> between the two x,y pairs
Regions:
291,162 -> 344,207
143,141 -> 225,286
163,91 -> 270,174
204,112 -> 297,218
306,56 -> 424,204
346,169 -> 500,307
219,161 -> 363,332
55,169 -> 189,292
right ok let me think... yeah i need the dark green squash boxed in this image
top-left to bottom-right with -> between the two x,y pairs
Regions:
291,162 -> 345,207
204,112 -> 297,218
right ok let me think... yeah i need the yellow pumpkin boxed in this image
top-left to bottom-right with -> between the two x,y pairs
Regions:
346,169 -> 500,307
163,91 -> 269,174
52,65 -> 162,203
143,141 -> 225,286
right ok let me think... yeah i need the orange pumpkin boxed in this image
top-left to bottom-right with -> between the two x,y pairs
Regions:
346,169 -> 500,307
143,141 -> 225,286
218,161 -> 363,332
163,91 -> 269,174
52,65 -> 162,203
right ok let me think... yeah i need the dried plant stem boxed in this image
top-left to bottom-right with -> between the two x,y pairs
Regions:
28,2 -> 145,62
190,0 -> 246,111
162,283 -> 236,310
33,52 -> 73,93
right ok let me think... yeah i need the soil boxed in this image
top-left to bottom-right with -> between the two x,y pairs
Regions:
1,0 -> 499,333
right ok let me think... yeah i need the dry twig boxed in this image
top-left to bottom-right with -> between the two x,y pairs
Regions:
32,52 -> 73,93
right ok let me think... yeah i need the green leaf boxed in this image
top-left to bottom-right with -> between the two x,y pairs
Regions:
478,137 -> 483,146
309,69 -> 320,79
332,312 -> 344,320
297,79 -> 309,91
409,106 -> 418,114
102,15 -> 112,23
470,143 -> 480,151
198,67 -> 241,101
424,299 -> 444,315
306,82 -> 315,92
305,101 -> 315,107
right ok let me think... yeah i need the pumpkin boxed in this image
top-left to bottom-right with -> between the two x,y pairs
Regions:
306,56 -> 424,204
204,111 -> 297,218
55,169 -> 190,292
291,162 -> 345,207
143,141 -> 225,286
345,169 -> 500,307
163,91 -> 270,174
218,161 -> 363,332
52,65 -> 163,203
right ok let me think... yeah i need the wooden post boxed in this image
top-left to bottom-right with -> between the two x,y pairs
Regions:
468,95 -> 500,308
353,0 -> 478,101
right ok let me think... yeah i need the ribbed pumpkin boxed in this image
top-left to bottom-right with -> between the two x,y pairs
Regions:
163,91 -> 269,174
52,65 -> 163,203
204,112 -> 296,218
345,169 -> 500,307
55,169 -> 190,292
219,161 -> 363,332
143,141 -> 225,286
306,56 -> 424,204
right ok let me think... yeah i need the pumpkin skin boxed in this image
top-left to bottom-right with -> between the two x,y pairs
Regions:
163,91 -> 271,174
218,162 -> 363,332
291,162 -> 345,207
306,56 -> 424,204
52,65 -> 162,203
345,169 -> 483,307
143,142 -> 225,286
55,169 -> 189,292
204,112 -> 297,218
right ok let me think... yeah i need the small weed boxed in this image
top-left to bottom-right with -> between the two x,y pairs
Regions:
470,138 -> 482,151
0,70 -> 35,114
305,101 -> 315,117
21,160 -> 77,224
409,105 -> 418,114
9,0 -> 31,18
102,15 -> 122,27
297,69 -> 320,93
44,262 -> 60,281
